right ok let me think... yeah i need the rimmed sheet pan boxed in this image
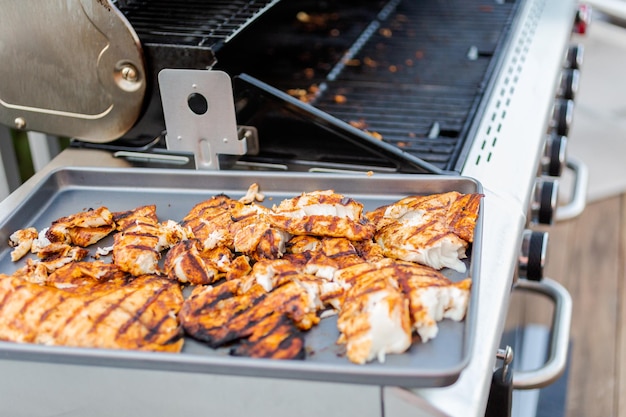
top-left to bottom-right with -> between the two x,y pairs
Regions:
0,167 -> 483,388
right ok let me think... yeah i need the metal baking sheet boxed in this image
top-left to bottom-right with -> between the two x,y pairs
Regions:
0,167 -> 483,388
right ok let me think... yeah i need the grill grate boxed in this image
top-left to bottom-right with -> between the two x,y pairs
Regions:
115,0 -> 280,48
112,0 -> 521,172
312,0 -> 518,170
216,0 -> 520,171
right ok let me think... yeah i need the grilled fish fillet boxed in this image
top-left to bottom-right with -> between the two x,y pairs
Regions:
112,232 -> 161,276
111,205 -> 187,276
335,258 -> 471,362
8,227 -> 38,261
238,182 -> 265,205
200,246 -> 252,281
229,313 -> 305,359
180,279 -> 319,358
44,260 -> 127,289
267,190 -> 375,241
367,192 -> 482,272
232,207 -> 291,261
46,206 -> 116,247
10,242 -> 90,284
238,254 -> 346,313
392,261 -> 472,342
112,205 -> 159,231
37,246 -> 90,273
240,257 -> 305,293
163,239 -> 221,285
336,262 -> 412,364
22,207 -> 115,260
181,195 -> 244,250
0,262 -> 184,352
163,238 -> 253,285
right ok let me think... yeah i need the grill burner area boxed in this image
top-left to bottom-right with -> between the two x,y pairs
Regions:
111,0 -> 520,173
215,0 -> 519,171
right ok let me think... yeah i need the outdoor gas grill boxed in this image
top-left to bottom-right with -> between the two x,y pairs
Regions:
0,0 -> 589,416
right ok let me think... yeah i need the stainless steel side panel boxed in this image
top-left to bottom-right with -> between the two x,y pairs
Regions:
0,359 -> 383,417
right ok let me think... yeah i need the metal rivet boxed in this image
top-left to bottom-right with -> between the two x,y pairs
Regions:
14,117 -> 26,129
121,64 -> 138,82
496,346 -> 514,382
496,346 -> 514,364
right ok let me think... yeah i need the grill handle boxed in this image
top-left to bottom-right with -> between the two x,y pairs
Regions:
511,278 -> 572,390
555,157 -> 588,221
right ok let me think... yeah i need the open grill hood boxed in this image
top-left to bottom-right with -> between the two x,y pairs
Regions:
1,0 -> 521,174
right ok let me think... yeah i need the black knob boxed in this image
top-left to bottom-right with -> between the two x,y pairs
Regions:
541,134 -> 567,177
565,44 -> 584,70
518,230 -> 549,281
550,99 -> 574,137
557,69 -> 580,100
530,178 -> 559,225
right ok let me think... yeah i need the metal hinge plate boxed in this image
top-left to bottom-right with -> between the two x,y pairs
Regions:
158,69 -> 249,170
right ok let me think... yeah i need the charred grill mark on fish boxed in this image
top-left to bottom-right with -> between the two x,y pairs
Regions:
0,267 -> 184,352
115,279 -> 171,337
230,314 -> 305,360
181,280 -> 317,357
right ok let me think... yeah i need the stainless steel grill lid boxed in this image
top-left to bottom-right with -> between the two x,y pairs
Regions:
0,0 -> 146,142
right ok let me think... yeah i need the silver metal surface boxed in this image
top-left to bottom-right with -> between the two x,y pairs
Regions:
0,0 -> 146,142
496,346 -> 514,382
0,359 -> 383,417
414,0 -> 578,414
159,69 -> 247,170
0,0 -> 578,414
0,162 -> 482,389
555,157 -> 589,221
510,279 -> 572,389
510,325 -> 549,417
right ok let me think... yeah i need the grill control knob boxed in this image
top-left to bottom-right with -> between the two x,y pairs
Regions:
557,69 -> 580,100
549,99 -> 574,137
530,178 -> 559,225
541,134 -> 568,177
565,44 -> 584,70
518,230 -> 549,281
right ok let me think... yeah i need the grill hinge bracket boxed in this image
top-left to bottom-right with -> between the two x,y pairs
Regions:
159,69 -> 253,170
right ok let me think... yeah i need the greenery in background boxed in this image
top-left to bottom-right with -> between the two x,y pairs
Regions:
10,129 -> 33,183
10,130 -> 70,183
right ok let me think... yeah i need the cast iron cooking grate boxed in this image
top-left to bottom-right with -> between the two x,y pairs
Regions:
114,0 -> 279,48
311,0 -> 519,170
216,0 -> 520,171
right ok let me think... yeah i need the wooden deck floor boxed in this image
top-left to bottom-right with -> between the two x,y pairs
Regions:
541,194 -> 626,417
